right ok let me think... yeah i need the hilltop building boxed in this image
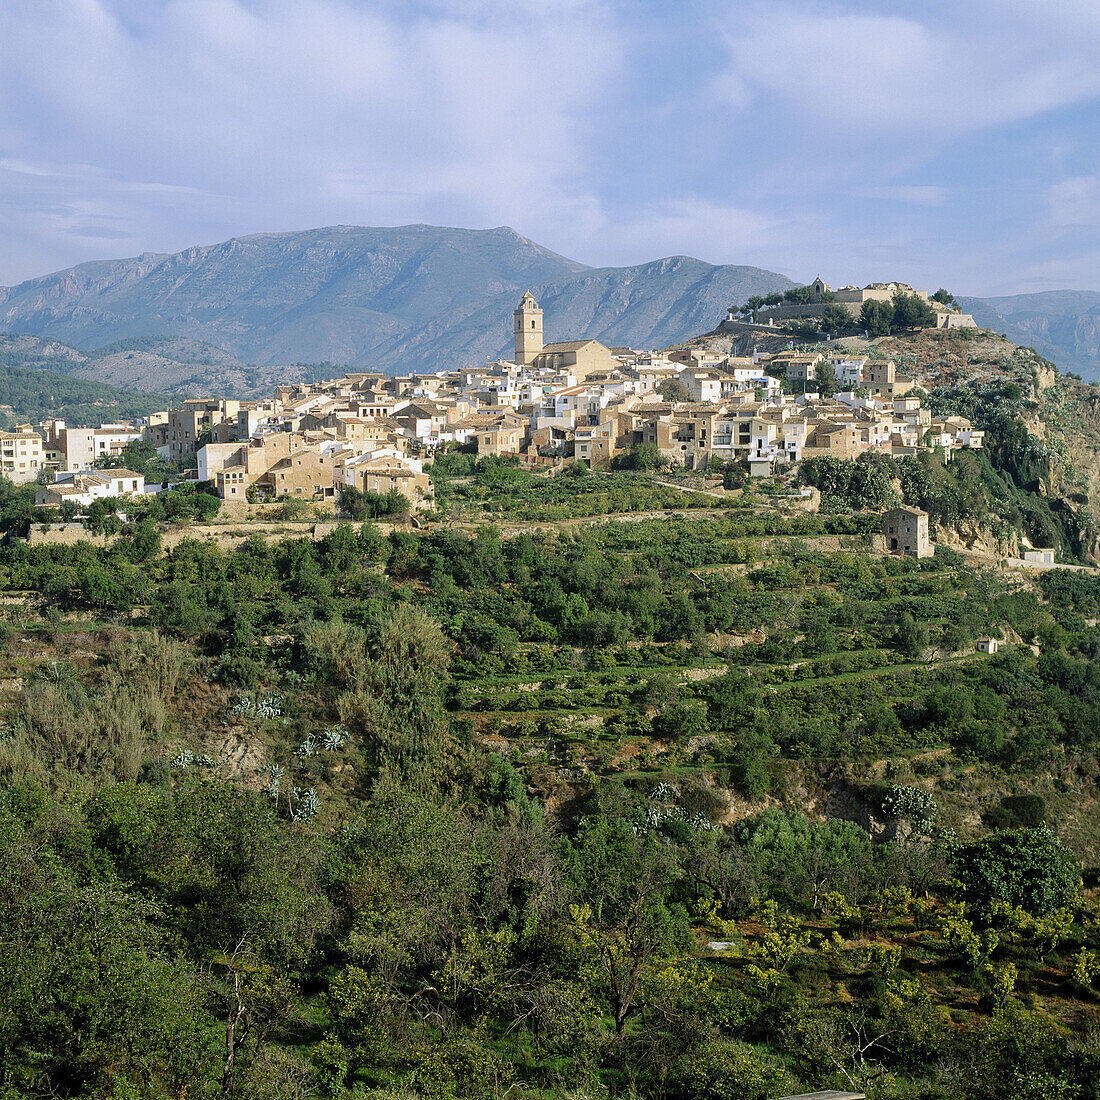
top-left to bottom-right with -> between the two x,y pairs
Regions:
748,278 -> 977,330
0,426 -> 47,484
35,469 -> 147,508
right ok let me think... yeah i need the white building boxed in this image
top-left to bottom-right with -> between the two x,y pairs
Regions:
0,428 -> 47,484
35,469 -> 148,508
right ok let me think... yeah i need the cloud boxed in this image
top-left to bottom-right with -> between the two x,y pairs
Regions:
0,0 -> 1098,296
1049,175 -> 1100,229
559,196 -> 781,267
0,0 -> 625,279
854,186 -> 950,207
714,2 -> 1100,139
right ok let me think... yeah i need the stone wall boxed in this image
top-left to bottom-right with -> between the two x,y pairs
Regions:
26,525 -> 111,548
26,518 -> 400,552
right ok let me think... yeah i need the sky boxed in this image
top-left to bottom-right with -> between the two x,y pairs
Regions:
1,0 -> 1098,295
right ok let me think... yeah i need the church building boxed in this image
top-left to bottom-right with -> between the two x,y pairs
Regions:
512,292 -> 620,380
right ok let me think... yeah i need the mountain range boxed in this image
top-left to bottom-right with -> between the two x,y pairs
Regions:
0,225 -> 793,391
0,224 -> 1097,392
957,291 -> 1100,377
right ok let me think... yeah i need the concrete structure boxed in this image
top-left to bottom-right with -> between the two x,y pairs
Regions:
42,421 -> 142,470
0,427 -> 46,483
197,441 -> 246,484
1022,548 -> 1055,565
527,339 -> 620,380
883,506 -> 933,558
339,451 -> 432,504
168,399 -> 241,464
976,637 -> 1000,654
758,277 -> 975,329
774,352 -> 823,383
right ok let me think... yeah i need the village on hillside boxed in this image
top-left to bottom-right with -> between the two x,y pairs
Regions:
2,284 -> 985,521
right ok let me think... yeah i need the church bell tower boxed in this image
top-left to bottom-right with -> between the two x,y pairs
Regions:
514,291 -> 543,366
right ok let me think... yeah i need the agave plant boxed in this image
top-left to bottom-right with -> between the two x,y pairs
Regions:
321,725 -> 347,750
255,693 -> 284,719
291,787 -> 319,821
171,749 -> 195,768
230,695 -> 256,717
293,734 -> 318,757
32,659 -> 77,685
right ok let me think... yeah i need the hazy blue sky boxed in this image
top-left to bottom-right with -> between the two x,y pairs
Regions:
1,0 -> 1098,294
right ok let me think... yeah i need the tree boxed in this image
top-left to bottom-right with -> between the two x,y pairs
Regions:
193,491 -> 221,521
658,378 -> 693,403
734,808 -> 874,908
931,287 -> 958,308
210,940 -> 297,1096
891,291 -> 937,330
895,612 -> 930,658
764,292 -> 783,307
338,604 -> 454,793
0,871 -> 218,1098
652,699 -> 709,744
563,819 -> 691,1038
783,285 -> 815,304
341,484 -> 412,521
859,300 -> 893,337
746,295 -> 765,323
955,826 -> 1079,916
614,442 -> 663,471
672,1040 -> 794,1100
816,361 -> 840,396
820,302 -> 854,335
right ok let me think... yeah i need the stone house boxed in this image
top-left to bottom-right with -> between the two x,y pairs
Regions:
883,506 -> 933,558
1022,548 -> 1055,565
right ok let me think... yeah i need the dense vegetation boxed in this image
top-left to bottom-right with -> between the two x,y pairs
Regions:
801,447 -> 1092,558
2,349 -> 1100,1098
0,355 -> 169,425
2,470 -> 1100,1097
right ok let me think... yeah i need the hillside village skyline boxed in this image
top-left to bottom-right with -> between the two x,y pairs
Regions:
8,284 -> 985,525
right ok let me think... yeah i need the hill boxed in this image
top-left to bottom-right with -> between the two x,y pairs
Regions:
0,333 -> 324,398
0,337 -> 169,424
0,225 -> 794,384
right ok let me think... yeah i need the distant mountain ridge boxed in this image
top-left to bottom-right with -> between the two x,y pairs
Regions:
3,226 -> 1098,388
958,291 -> 1100,377
0,225 -> 794,386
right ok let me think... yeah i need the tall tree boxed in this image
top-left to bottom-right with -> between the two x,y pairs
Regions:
859,300 -> 893,337
339,604 -> 455,793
